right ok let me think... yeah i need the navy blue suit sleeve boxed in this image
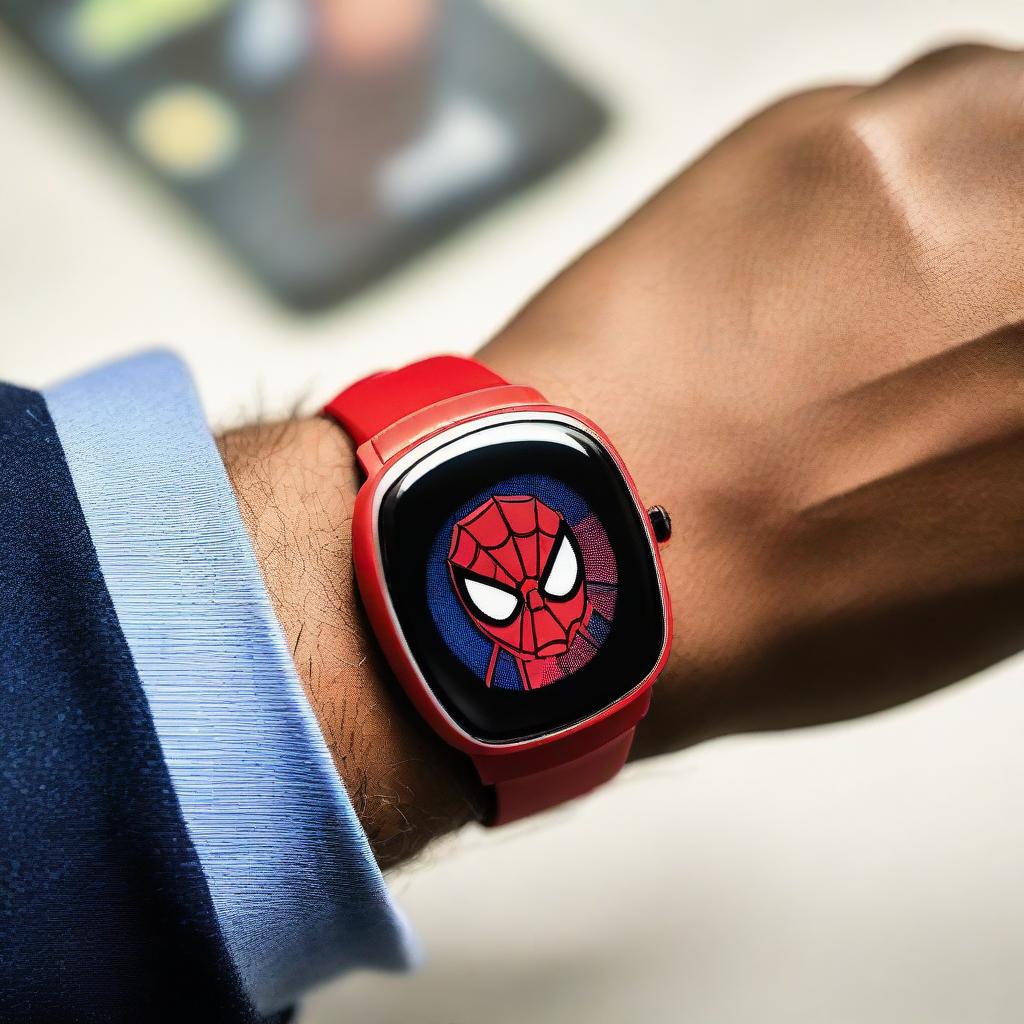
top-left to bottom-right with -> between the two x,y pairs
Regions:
0,383 -> 272,1024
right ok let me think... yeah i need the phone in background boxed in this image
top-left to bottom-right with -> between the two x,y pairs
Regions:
0,0 -> 608,310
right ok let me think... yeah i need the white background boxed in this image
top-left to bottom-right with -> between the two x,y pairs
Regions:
2,3 -> 1022,1022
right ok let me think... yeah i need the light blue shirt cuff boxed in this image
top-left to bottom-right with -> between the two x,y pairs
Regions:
45,351 -> 418,1014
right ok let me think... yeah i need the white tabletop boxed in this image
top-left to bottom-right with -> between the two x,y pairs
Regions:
3,3 -> 1022,1021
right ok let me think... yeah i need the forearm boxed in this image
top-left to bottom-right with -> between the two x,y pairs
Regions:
215,335 -> 743,867
217,418 -> 483,868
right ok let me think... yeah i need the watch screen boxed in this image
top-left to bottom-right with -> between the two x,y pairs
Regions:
378,417 -> 666,743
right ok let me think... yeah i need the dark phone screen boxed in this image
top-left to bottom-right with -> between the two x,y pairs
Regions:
0,0 -> 606,308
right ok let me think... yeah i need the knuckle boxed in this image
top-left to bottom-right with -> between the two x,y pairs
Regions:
883,40 -> 1024,107
772,100 -> 878,192
741,84 -> 873,189
761,84 -> 861,126
902,41 -> 1009,72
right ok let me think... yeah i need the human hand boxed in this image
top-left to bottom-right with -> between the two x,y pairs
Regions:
482,43 -> 1024,759
223,44 -> 1024,864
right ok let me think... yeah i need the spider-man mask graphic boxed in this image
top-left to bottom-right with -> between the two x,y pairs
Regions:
447,494 -> 595,689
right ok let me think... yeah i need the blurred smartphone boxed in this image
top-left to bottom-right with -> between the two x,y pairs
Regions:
0,0 -> 607,309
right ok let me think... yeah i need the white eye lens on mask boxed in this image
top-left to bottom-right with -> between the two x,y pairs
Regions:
542,533 -> 580,598
464,577 -> 519,621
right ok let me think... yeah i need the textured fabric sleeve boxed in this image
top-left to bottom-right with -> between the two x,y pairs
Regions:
0,382 -> 262,1024
44,351 -> 418,1015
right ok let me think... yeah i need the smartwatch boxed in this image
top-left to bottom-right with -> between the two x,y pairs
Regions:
323,355 -> 672,825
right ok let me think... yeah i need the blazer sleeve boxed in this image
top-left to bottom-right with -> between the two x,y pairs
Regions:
0,379 -> 262,1023
0,354 -> 415,1024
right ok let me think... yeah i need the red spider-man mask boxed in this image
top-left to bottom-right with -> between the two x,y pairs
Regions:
447,495 -> 587,668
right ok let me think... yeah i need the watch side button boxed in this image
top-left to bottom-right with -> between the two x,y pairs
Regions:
647,505 -> 672,544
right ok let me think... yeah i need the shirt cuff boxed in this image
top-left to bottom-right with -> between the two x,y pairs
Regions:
45,351 -> 418,1014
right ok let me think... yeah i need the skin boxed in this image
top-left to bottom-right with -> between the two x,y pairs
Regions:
220,44 -> 1024,868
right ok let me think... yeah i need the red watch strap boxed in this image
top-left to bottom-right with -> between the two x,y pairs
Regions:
474,688 -> 651,825
488,729 -> 636,826
324,355 -> 648,825
323,355 -> 509,447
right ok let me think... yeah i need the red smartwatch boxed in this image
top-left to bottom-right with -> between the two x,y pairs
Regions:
323,355 -> 672,825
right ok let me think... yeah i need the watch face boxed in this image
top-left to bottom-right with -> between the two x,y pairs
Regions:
377,416 -> 667,744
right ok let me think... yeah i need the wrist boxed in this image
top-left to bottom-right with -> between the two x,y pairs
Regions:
217,416 -> 483,868
478,331 -> 757,761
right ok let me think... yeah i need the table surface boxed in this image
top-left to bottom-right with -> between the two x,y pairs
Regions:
2,2 -> 1022,1022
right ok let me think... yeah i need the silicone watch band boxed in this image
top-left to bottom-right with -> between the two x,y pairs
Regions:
323,356 -> 510,447
485,730 -> 636,825
323,355 -> 638,825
